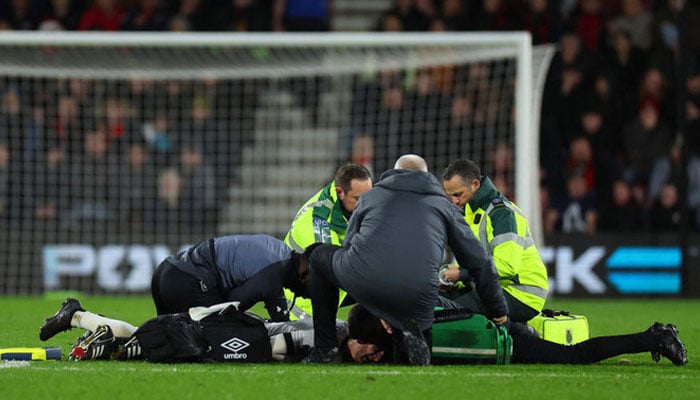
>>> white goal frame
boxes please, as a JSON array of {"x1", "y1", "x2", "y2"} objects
[{"x1": 0, "y1": 31, "x2": 544, "y2": 244}]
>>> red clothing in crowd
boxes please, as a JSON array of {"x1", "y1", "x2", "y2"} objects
[{"x1": 79, "y1": 6, "x2": 124, "y2": 31}]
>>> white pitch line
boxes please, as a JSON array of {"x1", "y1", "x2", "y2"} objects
[{"x1": 15, "y1": 363, "x2": 697, "y2": 380}]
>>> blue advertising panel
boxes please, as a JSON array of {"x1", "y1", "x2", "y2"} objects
[{"x1": 543, "y1": 234, "x2": 699, "y2": 297}]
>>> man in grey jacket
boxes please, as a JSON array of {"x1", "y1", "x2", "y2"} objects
[{"x1": 303, "y1": 154, "x2": 509, "y2": 364}]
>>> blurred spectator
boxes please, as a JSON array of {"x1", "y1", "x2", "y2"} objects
[
  {"x1": 577, "y1": 99, "x2": 619, "y2": 192},
  {"x1": 621, "y1": 96, "x2": 673, "y2": 185},
  {"x1": 486, "y1": 141, "x2": 514, "y2": 199},
  {"x1": 146, "y1": 167, "x2": 182, "y2": 235},
  {"x1": 428, "y1": 17, "x2": 446, "y2": 32},
  {"x1": 170, "y1": 0, "x2": 218, "y2": 31},
  {"x1": 598, "y1": 178, "x2": 646, "y2": 231},
  {"x1": 607, "y1": 29, "x2": 648, "y2": 120},
  {"x1": 638, "y1": 67, "x2": 674, "y2": 127},
  {"x1": 471, "y1": 0, "x2": 513, "y2": 31},
  {"x1": 545, "y1": 170, "x2": 598, "y2": 234},
  {"x1": 542, "y1": 64, "x2": 586, "y2": 171},
  {"x1": 381, "y1": 0, "x2": 430, "y2": 31},
  {"x1": 651, "y1": 0, "x2": 683, "y2": 65},
  {"x1": 31, "y1": 144, "x2": 70, "y2": 226},
  {"x1": 177, "y1": 142, "x2": 216, "y2": 235},
  {"x1": 350, "y1": 132, "x2": 374, "y2": 176},
  {"x1": 439, "y1": 0, "x2": 470, "y2": 31},
  {"x1": 0, "y1": 86, "x2": 31, "y2": 162},
  {"x1": 273, "y1": 0, "x2": 332, "y2": 31},
  {"x1": 127, "y1": 79, "x2": 158, "y2": 125},
  {"x1": 610, "y1": 0, "x2": 653, "y2": 51},
  {"x1": 39, "y1": 0, "x2": 85, "y2": 31},
  {"x1": 649, "y1": 183, "x2": 685, "y2": 231},
  {"x1": 651, "y1": 0, "x2": 700, "y2": 81},
  {"x1": 647, "y1": 140, "x2": 700, "y2": 223},
  {"x1": 566, "y1": 135, "x2": 596, "y2": 192},
  {"x1": 101, "y1": 96, "x2": 133, "y2": 143},
  {"x1": 78, "y1": 0, "x2": 124, "y2": 31},
  {"x1": 120, "y1": 0, "x2": 172, "y2": 31},
  {"x1": 142, "y1": 113, "x2": 174, "y2": 165},
  {"x1": 684, "y1": 96, "x2": 700, "y2": 156},
  {"x1": 178, "y1": 91, "x2": 238, "y2": 199},
  {"x1": 50, "y1": 95, "x2": 83, "y2": 154},
  {"x1": 522, "y1": 0, "x2": 562, "y2": 45},
  {"x1": 406, "y1": 68, "x2": 445, "y2": 172},
  {"x1": 572, "y1": 0, "x2": 607, "y2": 52},
  {"x1": 226, "y1": 0, "x2": 273, "y2": 31},
  {"x1": 377, "y1": 12, "x2": 403, "y2": 31},
  {"x1": 168, "y1": 13, "x2": 190, "y2": 31},
  {"x1": 414, "y1": 0, "x2": 436, "y2": 22},
  {"x1": 445, "y1": 93, "x2": 474, "y2": 158},
  {"x1": 0, "y1": 0, "x2": 42, "y2": 30},
  {"x1": 367, "y1": 82, "x2": 406, "y2": 175},
  {"x1": 64, "y1": 128, "x2": 118, "y2": 231},
  {"x1": 118, "y1": 137, "x2": 157, "y2": 229}
]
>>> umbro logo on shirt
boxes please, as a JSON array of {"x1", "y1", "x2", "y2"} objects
[{"x1": 221, "y1": 337, "x2": 250, "y2": 359}]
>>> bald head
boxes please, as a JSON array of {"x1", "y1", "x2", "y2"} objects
[{"x1": 394, "y1": 154, "x2": 428, "y2": 172}]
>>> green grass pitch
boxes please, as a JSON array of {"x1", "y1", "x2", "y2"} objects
[{"x1": 0, "y1": 295, "x2": 698, "y2": 400}]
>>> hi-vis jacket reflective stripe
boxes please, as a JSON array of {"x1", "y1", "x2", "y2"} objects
[
  {"x1": 464, "y1": 177, "x2": 549, "y2": 312},
  {"x1": 283, "y1": 180, "x2": 348, "y2": 319}
]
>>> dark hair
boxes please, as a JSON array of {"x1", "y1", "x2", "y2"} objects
[
  {"x1": 442, "y1": 159, "x2": 481, "y2": 183},
  {"x1": 284, "y1": 251, "x2": 309, "y2": 299},
  {"x1": 347, "y1": 305, "x2": 393, "y2": 362},
  {"x1": 334, "y1": 163, "x2": 372, "y2": 193}
]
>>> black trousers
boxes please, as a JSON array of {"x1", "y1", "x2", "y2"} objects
[
  {"x1": 450, "y1": 289, "x2": 539, "y2": 322},
  {"x1": 151, "y1": 260, "x2": 224, "y2": 315},
  {"x1": 307, "y1": 244, "x2": 343, "y2": 351},
  {"x1": 508, "y1": 322, "x2": 657, "y2": 364}
]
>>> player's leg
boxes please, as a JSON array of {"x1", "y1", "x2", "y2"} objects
[
  {"x1": 151, "y1": 259, "x2": 222, "y2": 315},
  {"x1": 303, "y1": 244, "x2": 343, "y2": 363},
  {"x1": 510, "y1": 322, "x2": 688, "y2": 365},
  {"x1": 40, "y1": 298, "x2": 138, "y2": 341}
]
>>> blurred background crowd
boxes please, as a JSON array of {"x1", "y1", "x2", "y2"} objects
[{"x1": 1, "y1": 0, "x2": 700, "y2": 238}]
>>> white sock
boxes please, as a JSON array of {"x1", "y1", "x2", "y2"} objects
[
  {"x1": 71, "y1": 311, "x2": 137, "y2": 338},
  {"x1": 270, "y1": 334, "x2": 288, "y2": 361}
]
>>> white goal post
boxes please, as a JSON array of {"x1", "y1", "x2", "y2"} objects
[{"x1": 0, "y1": 32, "x2": 553, "y2": 294}]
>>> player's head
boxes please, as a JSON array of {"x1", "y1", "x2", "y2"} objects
[
  {"x1": 334, "y1": 163, "x2": 372, "y2": 214},
  {"x1": 394, "y1": 154, "x2": 428, "y2": 172},
  {"x1": 346, "y1": 305, "x2": 394, "y2": 364},
  {"x1": 442, "y1": 159, "x2": 482, "y2": 209}
]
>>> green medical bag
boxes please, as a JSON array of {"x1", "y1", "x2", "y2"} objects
[{"x1": 431, "y1": 309, "x2": 512, "y2": 364}]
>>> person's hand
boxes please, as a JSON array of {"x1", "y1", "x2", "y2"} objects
[
  {"x1": 347, "y1": 339, "x2": 385, "y2": 363},
  {"x1": 491, "y1": 315, "x2": 508, "y2": 325},
  {"x1": 441, "y1": 266, "x2": 460, "y2": 283}
]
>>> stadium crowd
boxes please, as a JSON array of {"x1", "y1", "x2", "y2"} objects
[{"x1": 1, "y1": 0, "x2": 700, "y2": 236}]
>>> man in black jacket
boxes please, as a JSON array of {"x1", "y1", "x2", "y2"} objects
[
  {"x1": 304, "y1": 154, "x2": 508, "y2": 364},
  {"x1": 150, "y1": 234, "x2": 309, "y2": 322}
]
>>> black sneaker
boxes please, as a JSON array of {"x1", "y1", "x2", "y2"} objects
[
  {"x1": 401, "y1": 322, "x2": 431, "y2": 366},
  {"x1": 654, "y1": 324, "x2": 688, "y2": 366},
  {"x1": 301, "y1": 347, "x2": 343, "y2": 364},
  {"x1": 39, "y1": 298, "x2": 84, "y2": 341},
  {"x1": 69, "y1": 325, "x2": 116, "y2": 361},
  {"x1": 645, "y1": 322, "x2": 666, "y2": 362}
]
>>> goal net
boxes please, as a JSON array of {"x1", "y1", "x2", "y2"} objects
[{"x1": 0, "y1": 32, "x2": 553, "y2": 294}]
